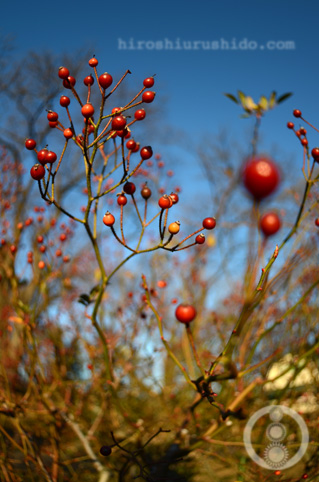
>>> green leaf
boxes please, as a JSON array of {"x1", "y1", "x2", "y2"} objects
[
  {"x1": 240, "y1": 113, "x2": 252, "y2": 118},
  {"x1": 277, "y1": 92, "x2": 293, "y2": 104},
  {"x1": 259, "y1": 96, "x2": 268, "y2": 110},
  {"x1": 224, "y1": 93, "x2": 239, "y2": 104},
  {"x1": 269, "y1": 91, "x2": 277, "y2": 108}
]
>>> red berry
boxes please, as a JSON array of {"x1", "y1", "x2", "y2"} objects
[
  {"x1": 89, "y1": 57, "x2": 98, "y2": 67},
  {"x1": 116, "y1": 128, "x2": 129, "y2": 138},
  {"x1": 81, "y1": 103, "x2": 95, "y2": 118},
  {"x1": 141, "y1": 184, "x2": 152, "y2": 199},
  {"x1": 76, "y1": 135, "x2": 84, "y2": 146},
  {"x1": 242, "y1": 157, "x2": 280, "y2": 200},
  {"x1": 84, "y1": 75, "x2": 94, "y2": 86},
  {"x1": 196, "y1": 233, "x2": 205, "y2": 244},
  {"x1": 30, "y1": 164, "x2": 45, "y2": 180},
  {"x1": 301, "y1": 138, "x2": 308, "y2": 146},
  {"x1": 286, "y1": 122, "x2": 294, "y2": 129},
  {"x1": 37, "y1": 235, "x2": 44, "y2": 243},
  {"x1": 112, "y1": 115, "x2": 126, "y2": 130},
  {"x1": 58, "y1": 66, "x2": 70, "y2": 79},
  {"x1": 135, "y1": 109, "x2": 146, "y2": 121},
  {"x1": 311, "y1": 147, "x2": 319, "y2": 161},
  {"x1": 140, "y1": 146, "x2": 153, "y2": 160},
  {"x1": 99, "y1": 73, "x2": 113, "y2": 89},
  {"x1": 123, "y1": 182, "x2": 136, "y2": 195},
  {"x1": 38, "y1": 260, "x2": 45, "y2": 269},
  {"x1": 158, "y1": 195, "x2": 173, "y2": 209},
  {"x1": 131, "y1": 142, "x2": 140, "y2": 153},
  {"x1": 170, "y1": 192, "x2": 179, "y2": 204},
  {"x1": 37, "y1": 149, "x2": 48, "y2": 165},
  {"x1": 64, "y1": 128, "x2": 74, "y2": 139},
  {"x1": 142, "y1": 91, "x2": 156, "y2": 103},
  {"x1": 126, "y1": 139, "x2": 136, "y2": 151},
  {"x1": 103, "y1": 212, "x2": 115, "y2": 226},
  {"x1": 25, "y1": 138, "x2": 36, "y2": 150},
  {"x1": 49, "y1": 121, "x2": 58, "y2": 128},
  {"x1": 143, "y1": 77, "x2": 154, "y2": 88},
  {"x1": 259, "y1": 212, "x2": 281, "y2": 237},
  {"x1": 47, "y1": 111, "x2": 58, "y2": 122},
  {"x1": 315, "y1": 218, "x2": 319, "y2": 227},
  {"x1": 157, "y1": 280, "x2": 167, "y2": 288},
  {"x1": 175, "y1": 304, "x2": 197, "y2": 324},
  {"x1": 299, "y1": 127, "x2": 307, "y2": 136},
  {"x1": 112, "y1": 107, "x2": 121, "y2": 115},
  {"x1": 100, "y1": 446, "x2": 112, "y2": 457},
  {"x1": 117, "y1": 194, "x2": 127, "y2": 206},
  {"x1": 293, "y1": 109, "x2": 302, "y2": 117},
  {"x1": 202, "y1": 217, "x2": 216, "y2": 230},
  {"x1": 46, "y1": 151, "x2": 57, "y2": 164},
  {"x1": 60, "y1": 96, "x2": 70, "y2": 107},
  {"x1": 56, "y1": 249, "x2": 62, "y2": 257},
  {"x1": 63, "y1": 76, "x2": 76, "y2": 89}
]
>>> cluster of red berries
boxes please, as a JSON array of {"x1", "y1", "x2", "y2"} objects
[
  {"x1": 288, "y1": 109, "x2": 319, "y2": 227},
  {"x1": 25, "y1": 57, "x2": 156, "y2": 183},
  {"x1": 288, "y1": 109, "x2": 319, "y2": 160}
]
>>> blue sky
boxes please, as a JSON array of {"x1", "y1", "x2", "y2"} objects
[{"x1": 3, "y1": 0, "x2": 319, "y2": 157}]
